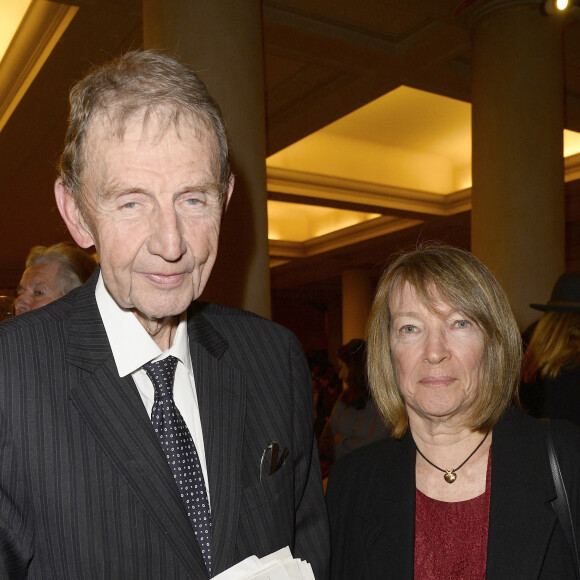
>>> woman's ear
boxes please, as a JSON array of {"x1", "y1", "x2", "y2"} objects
[{"x1": 54, "y1": 179, "x2": 95, "y2": 249}]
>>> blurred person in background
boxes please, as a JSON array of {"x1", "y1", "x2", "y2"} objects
[
  {"x1": 14, "y1": 241, "x2": 97, "y2": 315},
  {"x1": 313, "y1": 361, "x2": 342, "y2": 439},
  {"x1": 318, "y1": 339, "x2": 388, "y2": 482},
  {"x1": 521, "y1": 271, "x2": 580, "y2": 426}
]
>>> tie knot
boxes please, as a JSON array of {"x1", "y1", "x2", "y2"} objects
[{"x1": 143, "y1": 355, "x2": 179, "y2": 396}]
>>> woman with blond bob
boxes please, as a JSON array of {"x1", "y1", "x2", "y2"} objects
[
  {"x1": 521, "y1": 271, "x2": 580, "y2": 426},
  {"x1": 326, "y1": 243, "x2": 580, "y2": 579}
]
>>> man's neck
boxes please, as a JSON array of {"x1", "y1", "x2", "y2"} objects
[{"x1": 133, "y1": 311, "x2": 180, "y2": 350}]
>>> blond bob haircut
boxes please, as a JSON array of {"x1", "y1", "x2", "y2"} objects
[
  {"x1": 522, "y1": 311, "x2": 580, "y2": 382},
  {"x1": 367, "y1": 243, "x2": 522, "y2": 439},
  {"x1": 58, "y1": 49, "x2": 231, "y2": 213}
]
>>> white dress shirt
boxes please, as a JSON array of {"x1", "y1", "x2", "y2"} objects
[{"x1": 95, "y1": 273, "x2": 210, "y2": 506}]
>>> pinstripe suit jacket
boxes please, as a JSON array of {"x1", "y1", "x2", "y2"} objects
[{"x1": 0, "y1": 273, "x2": 330, "y2": 579}]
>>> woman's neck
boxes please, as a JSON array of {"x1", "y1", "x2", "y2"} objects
[{"x1": 410, "y1": 415, "x2": 492, "y2": 502}]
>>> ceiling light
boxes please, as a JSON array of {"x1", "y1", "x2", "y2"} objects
[{"x1": 543, "y1": 0, "x2": 579, "y2": 14}]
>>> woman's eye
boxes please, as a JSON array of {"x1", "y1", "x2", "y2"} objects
[
  {"x1": 400, "y1": 325, "x2": 416, "y2": 333},
  {"x1": 122, "y1": 201, "x2": 138, "y2": 209},
  {"x1": 33, "y1": 290, "x2": 44, "y2": 296},
  {"x1": 454, "y1": 320, "x2": 470, "y2": 328}
]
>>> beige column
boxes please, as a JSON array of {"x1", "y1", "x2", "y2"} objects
[
  {"x1": 470, "y1": 1, "x2": 565, "y2": 331},
  {"x1": 143, "y1": 0, "x2": 271, "y2": 317},
  {"x1": 341, "y1": 268, "x2": 374, "y2": 344}
]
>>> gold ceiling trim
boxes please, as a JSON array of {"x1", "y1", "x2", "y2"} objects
[
  {"x1": 269, "y1": 215, "x2": 424, "y2": 260},
  {"x1": 267, "y1": 166, "x2": 472, "y2": 217},
  {"x1": 0, "y1": 0, "x2": 78, "y2": 132}
]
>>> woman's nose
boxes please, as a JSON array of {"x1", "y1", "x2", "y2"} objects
[{"x1": 423, "y1": 330, "x2": 450, "y2": 364}]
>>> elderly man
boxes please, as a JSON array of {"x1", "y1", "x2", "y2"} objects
[
  {"x1": 0, "y1": 51, "x2": 329, "y2": 578},
  {"x1": 14, "y1": 241, "x2": 97, "y2": 315}
]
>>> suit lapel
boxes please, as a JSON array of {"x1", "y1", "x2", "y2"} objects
[
  {"x1": 187, "y1": 304, "x2": 246, "y2": 575},
  {"x1": 65, "y1": 276, "x2": 207, "y2": 578},
  {"x1": 487, "y1": 410, "x2": 557, "y2": 578}
]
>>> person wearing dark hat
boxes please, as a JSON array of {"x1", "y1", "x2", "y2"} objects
[{"x1": 520, "y1": 271, "x2": 580, "y2": 425}]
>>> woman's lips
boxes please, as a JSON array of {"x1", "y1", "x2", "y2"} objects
[{"x1": 419, "y1": 375, "x2": 456, "y2": 386}]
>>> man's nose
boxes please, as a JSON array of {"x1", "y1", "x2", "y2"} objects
[
  {"x1": 14, "y1": 295, "x2": 30, "y2": 315},
  {"x1": 147, "y1": 207, "x2": 187, "y2": 261}
]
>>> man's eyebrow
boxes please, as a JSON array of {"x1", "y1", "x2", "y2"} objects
[
  {"x1": 99, "y1": 184, "x2": 148, "y2": 201},
  {"x1": 30, "y1": 281, "x2": 50, "y2": 290},
  {"x1": 99, "y1": 179, "x2": 222, "y2": 200},
  {"x1": 178, "y1": 179, "x2": 222, "y2": 194}
]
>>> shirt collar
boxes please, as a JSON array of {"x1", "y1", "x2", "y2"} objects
[{"x1": 95, "y1": 272, "x2": 192, "y2": 377}]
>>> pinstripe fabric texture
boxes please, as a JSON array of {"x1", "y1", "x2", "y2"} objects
[{"x1": 0, "y1": 271, "x2": 330, "y2": 579}]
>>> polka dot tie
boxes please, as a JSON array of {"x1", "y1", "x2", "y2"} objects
[{"x1": 144, "y1": 356, "x2": 213, "y2": 576}]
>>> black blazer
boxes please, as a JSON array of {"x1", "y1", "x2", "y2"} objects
[
  {"x1": 326, "y1": 408, "x2": 580, "y2": 579},
  {"x1": 0, "y1": 272, "x2": 329, "y2": 579},
  {"x1": 520, "y1": 364, "x2": 580, "y2": 427}
]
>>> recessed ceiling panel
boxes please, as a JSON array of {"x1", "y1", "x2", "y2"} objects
[
  {"x1": 0, "y1": 0, "x2": 32, "y2": 62},
  {"x1": 268, "y1": 200, "x2": 381, "y2": 242}
]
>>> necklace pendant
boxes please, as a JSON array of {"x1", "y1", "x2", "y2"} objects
[{"x1": 444, "y1": 470, "x2": 457, "y2": 484}]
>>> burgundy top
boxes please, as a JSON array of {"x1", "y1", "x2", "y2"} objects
[{"x1": 414, "y1": 449, "x2": 492, "y2": 580}]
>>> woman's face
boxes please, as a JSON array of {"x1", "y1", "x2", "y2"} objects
[
  {"x1": 389, "y1": 282, "x2": 485, "y2": 429},
  {"x1": 338, "y1": 360, "x2": 349, "y2": 388}
]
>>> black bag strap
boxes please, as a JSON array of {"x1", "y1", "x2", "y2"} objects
[{"x1": 547, "y1": 421, "x2": 580, "y2": 577}]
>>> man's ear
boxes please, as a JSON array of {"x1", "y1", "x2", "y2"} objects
[
  {"x1": 223, "y1": 174, "x2": 235, "y2": 213},
  {"x1": 54, "y1": 179, "x2": 95, "y2": 249}
]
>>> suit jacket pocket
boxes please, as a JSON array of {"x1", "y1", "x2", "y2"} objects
[{"x1": 237, "y1": 454, "x2": 295, "y2": 556}]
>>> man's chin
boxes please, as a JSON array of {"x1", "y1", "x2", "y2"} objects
[{"x1": 132, "y1": 298, "x2": 194, "y2": 322}]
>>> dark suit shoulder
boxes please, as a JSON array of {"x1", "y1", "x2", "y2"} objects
[
  {"x1": 190, "y1": 301, "x2": 301, "y2": 357},
  {"x1": 328, "y1": 435, "x2": 405, "y2": 496},
  {"x1": 549, "y1": 416, "x2": 580, "y2": 446},
  {"x1": 192, "y1": 301, "x2": 291, "y2": 332},
  {"x1": 0, "y1": 288, "x2": 77, "y2": 338},
  {"x1": 192, "y1": 301, "x2": 263, "y2": 319},
  {"x1": 495, "y1": 407, "x2": 580, "y2": 501},
  {"x1": 333, "y1": 435, "x2": 396, "y2": 470},
  {"x1": 548, "y1": 417, "x2": 580, "y2": 485},
  {"x1": 499, "y1": 406, "x2": 580, "y2": 449},
  {"x1": 495, "y1": 406, "x2": 550, "y2": 440}
]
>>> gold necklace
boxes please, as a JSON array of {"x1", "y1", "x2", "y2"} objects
[{"x1": 414, "y1": 431, "x2": 489, "y2": 484}]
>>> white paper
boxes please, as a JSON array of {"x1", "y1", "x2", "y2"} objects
[{"x1": 212, "y1": 546, "x2": 315, "y2": 580}]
